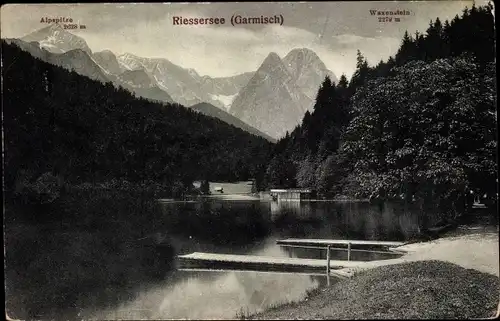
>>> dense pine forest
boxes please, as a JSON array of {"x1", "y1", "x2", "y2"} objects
[
  {"x1": 2, "y1": 3, "x2": 496, "y2": 227},
  {"x1": 264, "y1": 4, "x2": 497, "y2": 221},
  {"x1": 3, "y1": 34, "x2": 275, "y2": 316},
  {"x1": 2, "y1": 42, "x2": 272, "y2": 207}
]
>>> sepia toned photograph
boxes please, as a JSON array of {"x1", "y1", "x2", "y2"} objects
[{"x1": 1, "y1": 1, "x2": 498, "y2": 319}]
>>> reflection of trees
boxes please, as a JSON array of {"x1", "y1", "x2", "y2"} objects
[
  {"x1": 337, "y1": 201, "x2": 423, "y2": 241},
  {"x1": 272, "y1": 208, "x2": 324, "y2": 238},
  {"x1": 172, "y1": 200, "x2": 425, "y2": 249},
  {"x1": 269, "y1": 200, "x2": 424, "y2": 241},
  {"x1": 270, "y1": 201, "x2": 320, "y2": 222},
  {"x1": 270, "y1": 200, "x2": 302, "y2": 220},
  {"x1": 165, "y1": 201, "x2": 272, "y2": 246}
]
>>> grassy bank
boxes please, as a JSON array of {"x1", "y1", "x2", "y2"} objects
[{"x1": 249, "y1": 260, "x2": 499, "y2": 319}]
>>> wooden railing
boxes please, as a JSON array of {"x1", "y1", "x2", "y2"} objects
[{"x1": 277, "y1": 238, "x2": 405, "y2": 286}]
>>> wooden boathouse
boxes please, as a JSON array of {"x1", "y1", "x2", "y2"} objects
[{"x1": 270, "y1": 188, "x2": 315, "y2": 201}]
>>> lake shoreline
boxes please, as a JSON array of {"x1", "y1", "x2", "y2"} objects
[
  {"x1": 247, "y1": 229, "x2": 500, "y2": 319},
  {"x1": 5, "y1": 191, "x2": 496, "y2": 320},
  {"x1": 165, "y1": 193, "x2": 371, "y2": 202}
]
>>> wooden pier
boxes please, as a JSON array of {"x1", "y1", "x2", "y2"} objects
[
  {"x1": 177, "y1": 268, "x2": 330, "y2": 277},
  {"x1": 277, "y1": 238, "x2": 406, "y2": 262},
  {"x1": 176, "y1": 239, "x2": 406, "y2": 285},
  {"x1": 276, "y1": 239, "x2": 405, "y2": 248},
  {"x1": 176, "y1": 252, "x2": 356, "y2": 278}
]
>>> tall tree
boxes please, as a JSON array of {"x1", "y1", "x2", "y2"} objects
[{"x1": 343, "y1": 56, "x2": 496, "y2": 222}]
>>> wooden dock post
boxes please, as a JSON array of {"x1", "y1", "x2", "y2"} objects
[
  {"x1": 326, "y1": 245, "x2": 331, "y2": 286},
  {"x1": 347, "y1": 242, "x2": 351, "y2": 261}
]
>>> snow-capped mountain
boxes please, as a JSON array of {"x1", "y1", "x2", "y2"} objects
[
  {"x1": 116, "y1": 52, "x2": 206, "y2": 106},
  {"x1": 199, "y1": 72, "x2": 254, "y2": 110},
  {"x1": 21, "y1": 24, "x2": 92, "y2": 55},
  {"x1": 5, "y1": 37, "x2": 174, "y2": 104},
  {"x1": 9, "y1": 26, "x2": 338, "y2": 139},
  {"x1": 229, "y1": 52, "x2": 314, "y2": 139},
  {"x1": 208, "y1": 94, "x2": 238, "y2": 110},
  {"x1": 115, "y1": 53, "x2": 251, "y2": 109},
  {"x1": 15, "y1": 26, "x2": 253, "y2": 110},
  {"x1": 14, "y1": 26, "x2": 174, "y2": 105},
  {"x1": 229, "y1": 49, "x2": 337, "y2": 140}
]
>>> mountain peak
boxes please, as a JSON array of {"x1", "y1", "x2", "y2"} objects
[
  {"x1": 283, "y1": 47, "x2": 338, "y2": 91},
  {"x1": 97, "y1": 49, "x2": 115, "y2": 55},
  {"x1": 230, "y1": 48, "x2": 338, "y2": 139},
  {"x1": 187, "y1": 68, "x2": 200, "y2": 77},
  {"x1": 21, "y1": 24, "x2": 92, "y2": 54},
  {"x1": 116, "y1": 52, "x2": 146, "y2": 71},
  {"x1": 285, "y1": 48, "x2": 320, "y2": 60},
  {"x1": 92, "y1": 50, "x2": 124, "y2": 75},
  {"x1": 267, "y1": 51, "x2": 281, "y2": 59},
  {"x1": 118, "y1": 52, "x2": 140, "y2": 59},
  {"x1": 40, "y1": 23, "x2": 64, "y2": 33},
  {"x1": 260, "y1": 52, "x2": 282, "y2": 67}
]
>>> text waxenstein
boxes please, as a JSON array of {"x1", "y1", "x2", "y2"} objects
[{"x1": 369, "y1": 9, "x2": 411, "y2": 16}]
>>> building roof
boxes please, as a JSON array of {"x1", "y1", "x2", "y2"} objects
[{"x1": 270, "y1": 188, "x2": 313, "y2": 193}]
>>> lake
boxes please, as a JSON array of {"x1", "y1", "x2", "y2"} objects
[{"x1": 4, "y1": 198, "x2": 444, "y2": 320}]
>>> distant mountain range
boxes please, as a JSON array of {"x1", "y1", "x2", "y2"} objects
[
  {"x1": 5, "y1": 24, "x2": 338, "y2": 140},
  {"x1": 115, "y1": 52, "x2": 254, "y2": 109}
]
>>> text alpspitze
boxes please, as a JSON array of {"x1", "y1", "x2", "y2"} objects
[{"x1": 40, "y1": 17, "x2": 74, "y2": 24}]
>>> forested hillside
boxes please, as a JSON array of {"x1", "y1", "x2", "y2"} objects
[
  {"x1": 264, "y1": 4, "x2": 496, "y2": 220},
  {"x1": 2, "y1": 42, "x2": 272, "y2": 199}
]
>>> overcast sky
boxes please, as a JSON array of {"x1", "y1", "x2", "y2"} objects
[{"x1": 1, "y1": 1, "x2": 488, "y2": 78}]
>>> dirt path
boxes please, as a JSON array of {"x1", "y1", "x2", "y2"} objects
[
  {"x1": 398, "y1": 232, "x2": 499, "y2": 276},
  {"x1": 342, "y1": 232, "x2": 499, "y2": 277},
  {"x1": 250, "y1": 232, "x2": 500, "y2": 320}
]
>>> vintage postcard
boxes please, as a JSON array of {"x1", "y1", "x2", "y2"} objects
[{"x1": 2, "y1": 1, "x2": 498, "y2": 320}]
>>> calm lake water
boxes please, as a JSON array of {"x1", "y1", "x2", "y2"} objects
[{"x1": 5, "y1": 198, "x2": 450, "y2": 320}]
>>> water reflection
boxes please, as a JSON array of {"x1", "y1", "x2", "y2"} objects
[
  {"x1": 6, "y1": 198, "x2": 446, "y2": 320},
  {"x1": 91, "y1": 270, "x2": 323, "y2": 320},
  {"x1": 88, "y1": 240, "x2": 326, "y2": 319},
  {"x1": 268, "y1": 200, "x2": 425, "y2": 241},
  {"x1": 85, "y1": 221, "x2": 398, "y2": 320}
]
